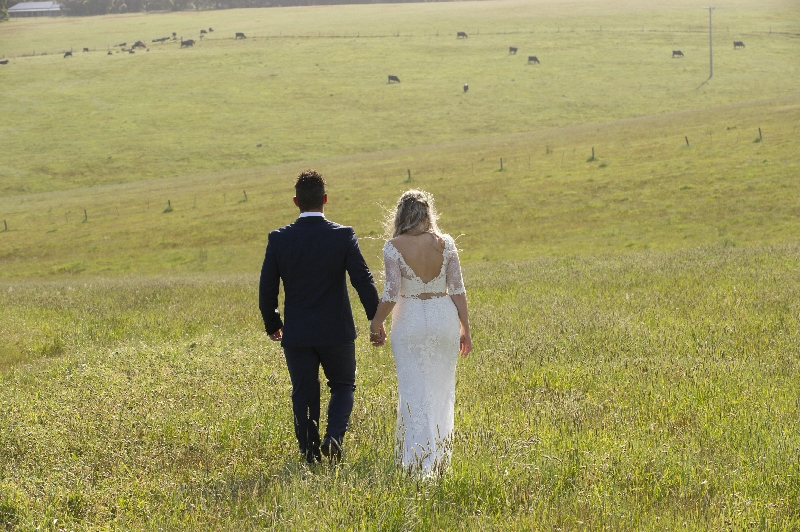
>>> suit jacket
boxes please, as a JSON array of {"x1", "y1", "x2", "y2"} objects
[{"x1": 259, "y1": 216, "x2": 380, "y2": 347}]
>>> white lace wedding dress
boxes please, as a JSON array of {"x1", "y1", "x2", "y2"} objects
[{"x1": 381, "y1": 234, "x2": 466, "y2": 474}]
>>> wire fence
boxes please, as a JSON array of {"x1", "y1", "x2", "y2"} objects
[
  {"x1": 2, "y1": 118, "x2": 794, "y2": 234},
  {"x1": 2, "y1": 24, "x2": 798, "y2": 58}
]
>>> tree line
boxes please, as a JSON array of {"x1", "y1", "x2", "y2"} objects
[{"x1": 3, "y1": 0, "x2": 453, "y2": 18}]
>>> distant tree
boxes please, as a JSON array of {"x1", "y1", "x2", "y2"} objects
[
  {"x1": 0, "y1": 0, "x2": 9, "y2": 22},
  {"x1": 62, "y1": 0, "x2": 114, "y2": 15}
]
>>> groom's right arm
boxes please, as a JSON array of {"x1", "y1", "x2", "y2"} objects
[{"x1": 259, "y1": 233, "x2": 284, "y2": 336}]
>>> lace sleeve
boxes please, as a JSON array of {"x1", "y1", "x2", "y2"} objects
[
  {"x1": 381, "y1": 242, "x2": 402, "y2": 302},
  {"x1": 444, "y1": 236, "x2": 466, "y2": 296}
]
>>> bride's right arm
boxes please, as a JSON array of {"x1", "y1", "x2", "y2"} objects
[{"x1": 445, "y1": 237, "x2": 472, "y2": 357}]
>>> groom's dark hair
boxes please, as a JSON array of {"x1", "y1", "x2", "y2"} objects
[{"x1": 295, "y1": 169, "x2": 326, "y2": 211}]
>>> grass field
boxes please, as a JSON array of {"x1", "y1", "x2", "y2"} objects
[
  {"x1": 2, "y1": 0, "x2": 800, "y2": 529},
  {"x1": 2, "y1": 246, "x2": 799, "y2": 529}
]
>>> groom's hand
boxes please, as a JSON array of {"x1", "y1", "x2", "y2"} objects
[{"x1": 268, "y1": 329, "x2": 283, "y2": 341}]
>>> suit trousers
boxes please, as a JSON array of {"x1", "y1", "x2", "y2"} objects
[{"x1": 283, "y1": 343, "x2": 356, "y2": 454}]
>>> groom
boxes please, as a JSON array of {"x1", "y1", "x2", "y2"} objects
[{"x1": 259, "y1": 169, "x2": 385, "y2": 464}]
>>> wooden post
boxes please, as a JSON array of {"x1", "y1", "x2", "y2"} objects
[
  {"x1": 168, "y1": 200, "x2": 171, "y2": 208},
  {"x1": 500, "y1": 158, "x2": 503, "y2": 170},
  {"x1": 243, "y1": 190, "x2": 248, "y2": 201},
  {"x1": 407, "y1": 169, "x2": 411, "y2": 181},
  {"x1": 758, "y1": 127, "x2": 762, "y2": 139},
  {"x1": 83, "y1": 209, "x2": 88, "y2": 222},
  {"x1": 3, "y1": 220, "x2": 7, "y2": 232},
  {"x1": 685, "y1": 136, "x2": 690, "y2": 146}
]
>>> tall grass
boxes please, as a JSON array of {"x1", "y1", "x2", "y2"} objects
[{"x1": 1, "y1": 243, "x2": 799, "y2": 529}]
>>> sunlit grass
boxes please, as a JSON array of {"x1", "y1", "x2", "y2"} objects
[{"x1": 1, "y1": 243, "x2": 799, "y2": 529}]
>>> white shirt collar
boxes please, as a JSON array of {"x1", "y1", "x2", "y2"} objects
[{"x1": 298, "y1": 211, "x2": 325, "y2": 218}]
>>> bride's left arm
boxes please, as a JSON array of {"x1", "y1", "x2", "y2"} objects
[{"x1": 370, "y1": 242, "x2": 400, "y2": 346}]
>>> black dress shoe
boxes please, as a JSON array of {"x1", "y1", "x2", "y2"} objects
[
  {"x1": 305, "y1": 440, "x2": 322, "y2": 464},
  {"x1": 321, "y1": 436, "x2": 342, "y2": 463}
]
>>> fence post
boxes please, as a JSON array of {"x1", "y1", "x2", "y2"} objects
[
  {"x1": 407, "y1": 169, "x2": 411, "y2": 181},
  {"x1": 83, "y1": 209, "x2": 88, "y2": 222},
  {"x1": 500, "y1": 158, "x2": 503, "y2": 171},
  {"x1": 758, "y1": 127, "x2": 762, "y2": 139},
  {"x1": 243, "y1": 190, "x2": 248, "y2": 201},
  {"x1": 3, "y1": 220, "x2": 7, "y2": 232},
  {"x1": 685, "y1": 136, "x2": 690, "y2": 146}
]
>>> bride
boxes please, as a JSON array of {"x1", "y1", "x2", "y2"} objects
[{"x1": 369, "y1": 190, "x2": 472, "y2": 474}]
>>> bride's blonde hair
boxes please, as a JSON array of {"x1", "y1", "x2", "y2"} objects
[{"x1": 387, "y1": 189, "x2": 442, "y2": 238}]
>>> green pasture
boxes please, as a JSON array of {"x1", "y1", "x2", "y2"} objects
[
  {"x1": 1, "y1": 0, "x2": 800, "y2": 529},
  {"x1": 1, "y1": 0, "x2": 798, "y2": 195}
]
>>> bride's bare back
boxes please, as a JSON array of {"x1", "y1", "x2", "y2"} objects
[{"x1": 388, "y1": 232, "x2": 445, "y2": 284}]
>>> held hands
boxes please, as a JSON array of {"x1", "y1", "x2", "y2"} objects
[
  {"x1": 268, "y1": 329, "x2": 283, "y2": 342},
  {"x1": 369, "y1": 322, "x2": 387, "y2": 347}
]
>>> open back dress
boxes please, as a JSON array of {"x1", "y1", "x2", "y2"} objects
[{"x1": 381, "y1": 233, "x2": 466, "y2": 474}]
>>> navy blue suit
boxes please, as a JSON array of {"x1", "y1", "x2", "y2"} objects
[{"x1": 259, "y1": 215, "x2": 379, "y2": 457}]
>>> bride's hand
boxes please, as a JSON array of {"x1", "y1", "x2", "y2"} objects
[
  {"x1": 459, "y1": 329, "x2": 472, "y2": 357},
  {"x1": 369, "y1": 322, "x2": 386, "y2": 347}
]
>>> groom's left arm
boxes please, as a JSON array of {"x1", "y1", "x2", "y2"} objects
[{"x1": 344, "y1": 229, "x2": 380, "y2": 320}]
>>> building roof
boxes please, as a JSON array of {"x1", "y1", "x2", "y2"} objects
[{"x1": 8, "y1": 1, "x2": 62, "y2": 12}]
